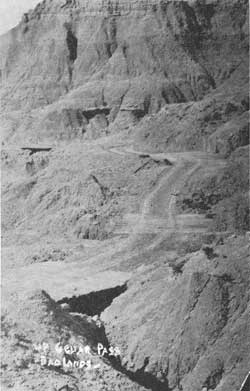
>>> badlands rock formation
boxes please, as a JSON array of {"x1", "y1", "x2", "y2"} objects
[{"x1": 1, "y1": 1, "x2": 249, "y2": 391}]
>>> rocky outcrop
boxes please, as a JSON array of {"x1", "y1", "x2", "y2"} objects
[
  {"x1": 1, "y1": 289, "x2": 147, "y2": 391},
  {"x1": 102, "y1": 236, "x2": 250, "y2": 391},
  {"x1": 1, "y1": 1, "x2": 249, "y2": 391},
  {"x1": 0, "y1": 0, "x2": 248, "y2": 145}
]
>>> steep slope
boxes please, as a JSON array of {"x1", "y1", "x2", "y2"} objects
[
  {"x1": 1, "y1": 1, "x2": 249, "y2": 391},
  {"x1": 0, "y1": 0, "x2": 248, "y2": 146},
  {"x1": 102, "y1": 236, "x2": 250, "y2": 391}
]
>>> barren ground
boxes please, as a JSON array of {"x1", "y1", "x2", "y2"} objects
[{"x1": 1, "y1": 1, "x2": 249, "y2": 390}]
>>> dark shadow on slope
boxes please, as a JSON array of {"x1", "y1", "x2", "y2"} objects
[
  {"x1": 57, "y1": 284, "x2": 127, "y2": 316},
  {"x1": 66, "y1": 30, "x2": 78, "y2": 62},
  {"x1": 82, "y1": 107, "x2": 111, "y2": 121},
  {"x1": 107, "y1": 346, "x2": 170, "y2": 391},
  {"x1": 57, "y1": 283, "x2": 170, "y2": 390}
]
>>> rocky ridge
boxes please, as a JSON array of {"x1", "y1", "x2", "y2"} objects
[{"x1": 1, "y1": 1, "x2": 249, "y2": 391}]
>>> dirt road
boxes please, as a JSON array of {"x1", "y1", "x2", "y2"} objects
[
  {"x1": 2, "y1": 143, "x2": 227, "y2": 308},
  {"x1": 107, "y1": 146, "x2": 227, "y2": 241}
]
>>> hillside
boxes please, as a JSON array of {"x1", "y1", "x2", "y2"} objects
[{"x1": 1, "y1": 1, "x2": 249, "y2": 391}]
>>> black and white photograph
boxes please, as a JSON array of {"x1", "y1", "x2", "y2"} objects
[{"x1": 0, "y1": 1, "x2": 249, "y2": 390}]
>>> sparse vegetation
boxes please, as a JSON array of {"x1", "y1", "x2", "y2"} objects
[{"x1": 1, "y1": 0, "x2": 249, "y2": 390}]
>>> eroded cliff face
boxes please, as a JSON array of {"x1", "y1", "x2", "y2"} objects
[
  {"x1": 0, "y1": 0, "x2": 248, "y2": 145},
  {"x1": 1, "y1": 2, "x2": 249, "y2": 391}
]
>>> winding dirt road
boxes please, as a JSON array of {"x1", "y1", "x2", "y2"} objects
[
  {"x1": 106, "y1": 146, "x2": 227, "y2": 243},
  {"x1": 2, "y1": 143, "x2": 228, "y2": 307}
]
